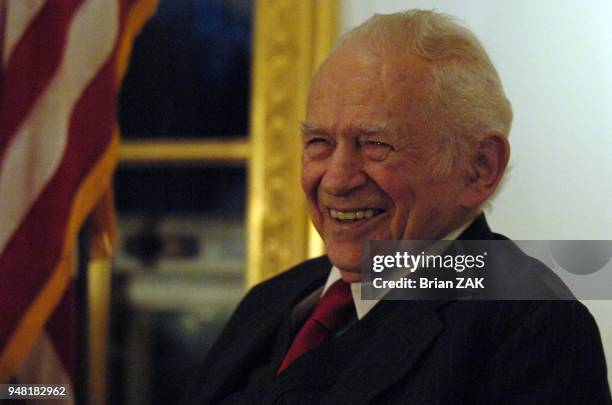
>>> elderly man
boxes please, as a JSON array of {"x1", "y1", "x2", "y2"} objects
[{"x1": 196, "y1": 10, "x2": 610, "y2": 404}]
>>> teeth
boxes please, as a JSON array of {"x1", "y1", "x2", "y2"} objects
[{"x1": 330, "y1": 209, "x2": 381, "y2": 221}]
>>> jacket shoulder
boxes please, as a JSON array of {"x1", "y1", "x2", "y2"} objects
[{"x1": 239, "y1": 256, "x2": 332, "y2": 307}]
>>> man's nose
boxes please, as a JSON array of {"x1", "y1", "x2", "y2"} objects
[{"x1": 320, "y1": 147, "x2": 368, "y2": 196}]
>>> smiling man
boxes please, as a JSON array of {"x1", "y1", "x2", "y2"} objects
[
  {"x1": 300, "y1": 25, "x2": 509, "y2": 281},
  {"x1": 195, "y1": 10, "x2": 610, "y2": 404}
]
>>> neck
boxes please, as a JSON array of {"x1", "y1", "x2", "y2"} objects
[{"x1": 338, "y1": 270, "x2": 361, "y2": 283}]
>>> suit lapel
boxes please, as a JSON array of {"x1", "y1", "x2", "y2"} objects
[
  {"x1": 323, "y1": 300, "x2": 447, "y2": 405},
  {"x1": 201, "y1": 301, "x2": 286, "y2": 401},
  {"x1": 272, "y1": 299, "x2": 447, "y2": 404},
  {"x1": 201, "y1": 258, "x2": 330, "y2": 402}
]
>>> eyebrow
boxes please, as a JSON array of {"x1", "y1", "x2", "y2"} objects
[
  {"x1": 299, "y1": 122, "x2": 387, "y2": 136},
  {"x1": 300, "y1": 122, "x2": 327, "y2": 136},
  {"x1": 355, "y1": 124, "x2": 387, "y2": 135}
]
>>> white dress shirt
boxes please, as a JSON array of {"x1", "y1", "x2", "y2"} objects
[{"x1": 321, "y1": 220, "x2": 474, "y2": 320}]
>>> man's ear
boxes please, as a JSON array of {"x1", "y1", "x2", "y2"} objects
[{"x1": 458, "y1": 132, "x2": 510, "y2": 209}]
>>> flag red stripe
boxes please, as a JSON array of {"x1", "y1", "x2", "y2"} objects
[
  {"x1": 43, "y1": 0, "x2": 135, "y2": 379},
  {"x1": 0, "y1": 49, "x2": 117, "y2": 351},
  {"x1": 42, "y1": 0, "x2": 147, "y2": 384},
  {"x1": 0, "y1": 0, "x2": 83, "y2": 167}
]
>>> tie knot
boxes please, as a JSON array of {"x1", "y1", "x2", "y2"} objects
[{"x1": 311, "y1": 280, "x2": 354, "y2": 331}]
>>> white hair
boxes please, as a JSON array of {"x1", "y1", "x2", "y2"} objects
[{"x1": 340, "y1": 10, "x2": 513, "y2": 175}]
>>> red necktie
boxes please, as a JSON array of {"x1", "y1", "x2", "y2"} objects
[{"x1": 277, "y1": 279, "x2": 354, "y2": 374}]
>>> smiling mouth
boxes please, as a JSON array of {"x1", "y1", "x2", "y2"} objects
[{"x1": 329, "y1": 208, "x2": 385, "y2": 222}]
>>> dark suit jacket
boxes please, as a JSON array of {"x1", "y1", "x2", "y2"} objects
[{"x1": 194, "y1": 215, "x2": 611, "y2": 404}]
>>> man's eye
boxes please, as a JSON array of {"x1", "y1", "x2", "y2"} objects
[
  {"x1": 307, "y1": 138, "x2": 329, "y2": 145},
  {"x1": 304, "y1": 137, "x2": 333, "y2": 159},
  {"x1": 362, "y1": 140, "x2": 392, "y2": 161}
]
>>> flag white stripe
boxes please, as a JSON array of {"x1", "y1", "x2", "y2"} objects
[
  {"x1": 0, "y1": 0, "x2": 118, "y2": 256},
  {"x1": 16, "y1": 331, "x2": 74, "y2": 405},
  {"x1": 2, "y1": 0, "x2": 48, "y2": 67}
]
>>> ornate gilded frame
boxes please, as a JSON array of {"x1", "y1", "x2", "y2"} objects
[{"x1": 247, "y1": 0, "x2": 338, "y2": 286}]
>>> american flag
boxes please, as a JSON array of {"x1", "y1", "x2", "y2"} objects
[{"x1": 0, "y1": 0, "x2": 156, "y2": 397}]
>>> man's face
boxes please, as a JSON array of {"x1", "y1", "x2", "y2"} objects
[{"x1": 301, "y1": 41, "x2": 469, "y2": 277}]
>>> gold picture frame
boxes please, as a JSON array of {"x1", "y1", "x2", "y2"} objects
[{"x1": 247, "y1": 0, "x2": 337, "y2": 286}]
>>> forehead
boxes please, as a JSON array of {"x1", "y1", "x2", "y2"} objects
[{"x1": 307, "y1": 39, "x2": 433, "y2": 130}]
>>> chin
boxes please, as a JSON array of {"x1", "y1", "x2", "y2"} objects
[{"x1": 326, "y1": 246, "x2": 362, "y2": 273}]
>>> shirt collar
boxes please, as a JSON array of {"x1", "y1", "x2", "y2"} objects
[{"x1": 321, "y1": 218, "x2": 475, "y2": 320}]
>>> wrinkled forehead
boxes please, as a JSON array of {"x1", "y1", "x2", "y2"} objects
[{"x1": 307, "y1": 38, "x2": 434, "y2": 125}]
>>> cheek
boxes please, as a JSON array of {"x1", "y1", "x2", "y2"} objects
[
  {"x1": 301, "y1": 162, "x2": 327, "y2": 232},
  {"x1": 430, "y1": 178, "x2": 465, "y2": 205},
  {"x1": 372, "y1": 168, "x2": 415, "y2": 210},
  {"x1": 301, "y1": 160, "x2": 322, "y2": 200},
  {"x1": 388, "y1": 188, "x2": 415, "y2": 227}
]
